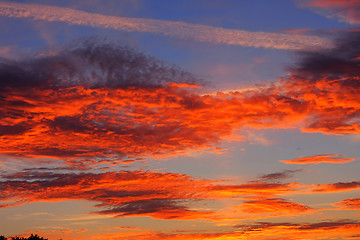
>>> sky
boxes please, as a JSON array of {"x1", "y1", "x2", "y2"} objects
[{"x1": 0, "y1": 0, "x2": 360, "y2": 239}]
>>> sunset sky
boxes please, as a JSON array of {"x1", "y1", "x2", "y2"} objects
[{"x1": 1, "y1": 1, "x2": 360, "y2": 239}]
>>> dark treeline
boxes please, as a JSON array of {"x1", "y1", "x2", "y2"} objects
[{"x1": 0, "y1": 234, "x2": 48, "y2": 240}]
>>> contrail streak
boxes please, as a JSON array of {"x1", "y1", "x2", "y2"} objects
[{"x1": 0, "y1": 1, "x2": 333, "y2": 50}]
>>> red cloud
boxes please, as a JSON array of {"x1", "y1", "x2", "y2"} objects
[
  {"x1": 1, "y1": 34, "x2": 360, "y2": 167},
  {"x1": 280, "y1": 154, "x2": 356, "y2": 164}
]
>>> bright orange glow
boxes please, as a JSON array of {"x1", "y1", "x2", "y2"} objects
[
  {"x1": 2, "y1": 75, "x2": 359, "y2": 166},
  {"x1": 280, "y1": 154, "x2": 356, "y2": 164}
]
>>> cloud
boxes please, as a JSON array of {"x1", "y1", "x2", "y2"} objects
[
  {"x1": 61, "y1": 219, "x2": 360, "y2": 240},
  {"x1": 282, "y1": 31, "x2": 360, "y2": 134},
  {"x1": 312, "y1": 181, "x2": 360, "y2": 192},
  {"x1": 1, "y1": 33, "x2": 360, "y2": 165},
  {"x1": 0, "y1": 170, "x2": 217, "y2": 220},
  {"x1": 96, "y1": 198, "x2": 215, "y2": 220},
  {"x1": 300, "y1": 0, "x2": 360, "y2": 24},
  {"x1": 259, "y1": 169, "x2": 301, "y2": 181},
  {"x1": 0, "y1": 39, "x2": 199, "y2": 91},
  {"x1": 235, "y1": 220, "x2": 360, "y2": 240},
  {"x1": 0, "y1": 46, "x2": 15, "y2": 59},
  {"x1": 238, "y1": 198, "x2": 313, "y2": 217},
  {"x1": 280, "y1": 154, "x2": 356, "y2": 164},
  {"x1": 208, "y1": 181, "x2": 302, "y2": 197},
  {"x1": 0, "y1": 169, "x2": 312, "y2": 221},
  {"x1": 1, "y1": 168, "x2": 358, "y2": 237},
  {"x1": 0, "y1": 1, "x2": 333, "y2": 50},
  {"x1": 0, "y1": 39, "x2": 313, "y2": 163},
  {"x1": 282, "y1": 28, "x2": 312, "y2": 35},
  {"x1": 335, "y1": 197, "x2": 360, "y2": 209},
  {"x1": 297, "y1": 220, "x2": 360, "y2": 230},
  {"x1": 0, "y1": 40, "x2": 210, "y2": 162}
]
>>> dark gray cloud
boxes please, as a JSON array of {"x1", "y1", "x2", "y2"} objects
[
  {"x1": 0, "y1": 38, "x2": 200, "y2": 92},
  {"x1": 260, "y1": 169, "x2": 301, "y2": 182}
]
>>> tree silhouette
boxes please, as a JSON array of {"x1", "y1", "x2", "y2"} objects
[{"x1": 0, "y1": 234, "x2": 48, "y2": 240}]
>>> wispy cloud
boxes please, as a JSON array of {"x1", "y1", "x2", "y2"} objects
[
  {"x1": 280, "y1": 154, "x2": 356, "y2": 164},
  {"x1": 300, "y1": 0, "x2": 360, "y2": 24},
  {"x1": 0, "y1": 1, "x2": 333, "y2": 50},
  {"x1": 0, "y1": 170, "x2": 215, "y2": 220}
]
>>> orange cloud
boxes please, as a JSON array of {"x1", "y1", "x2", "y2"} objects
[
  {"x1": 42, "y1": 219, "x2": 360, "y2": 240},
  {"x1": 0, "y1": 169, "x2": 313, "y2": 221},
  {"x1": 335, "y1": 197, "x2": 360, "y2": 209},
  {"x1": 1, "y1": 34, "x2": 360, "y2": 167},
  {"x1": 208, "y1": 181, "x2": 303, "y2": 198},
  {"x1": 280, "y1": 154, "x2": 356, "y2": 164},
  {"x1": 280, "y1": 32, "x2": 360, "y2": 134},
  {"x1": 235, "y1": 220, "x2": 360, "y2": 240},
  {"x1": 239, "y1": 198, "x2": 312, "y2": 216},
  {"x1": 312, "y1": 181, "x2": 360, "y2": 192},
  {"x1": 0, "y1": 52, "x2": 312, "y2": 166},
  {"x1": 0, "y1": 170, "x2": 216, "y2": 220}
]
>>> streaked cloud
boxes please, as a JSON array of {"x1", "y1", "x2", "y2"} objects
[
  {"x1": 312, "y1": 180, "x2": 360, "y2": 192},
  {"x1": 0, "y1": 1, "x2": 333, "y2": 50},
  {"x1": 45, "y1": 219, "x2": 360, "y2": 240},
  {"x1": 0, "y1": 170, "x2": 215, "y2": 220},
  {"x1": 280, "y1": 154, "x2": 356, "y2": 164},
  {"x1": 235, "y1": 220, "x2": 360, "y2": 240},
  {"x1": 0, "y1": 169, "x2": 311, "y2": 221},
  {"x1": 1, "y1": 167, "x2": 359, "y2": 237}
]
